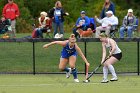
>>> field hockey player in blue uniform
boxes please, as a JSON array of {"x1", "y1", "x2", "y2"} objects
[{"x1": 43, "y1": 34, "x2": 90, "y2": 82}]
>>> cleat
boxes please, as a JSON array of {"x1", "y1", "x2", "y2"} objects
[
  {"x1": 110, "y1": 77, "x2": 118, "y2": 81},
  {"x1": 74, "y1": 79, "x2": 80, "y2": 83},
  {"x1": 101, "y1": 79, "x2": 109, "y2": 83},
  {"x1": 66, "y1": 68, "x2": 71, "y2": 78}
]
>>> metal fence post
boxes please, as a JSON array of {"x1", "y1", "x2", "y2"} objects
[
  {"x1": 137, "y1": 41, "x2": 140, "y2": 75},
  {"x1": 33, "y1": 41, "x2": 36, "y2": 75},
  {"x1": 84, "y1": 41, "x2": 87, "y2": 75}
]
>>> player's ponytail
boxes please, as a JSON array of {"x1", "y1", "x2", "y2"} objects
[
  {"x1": 69, "y1": 34, "x2": 76, "y2": 43},
  {"x1": 70, "y1": 34, "x2": 75, "y2": 38},
  {"x1": 99, "y1": 33, "x2": 108, "y2": 38}
]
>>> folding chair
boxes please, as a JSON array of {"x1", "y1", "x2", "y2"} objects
[
  {"x1": 100, "y1": 25, "x2": 118, "y2": 38},
  {"x1": 123, "y1": 18, "x2": 139, "y2": 37},
  {"x1": 89, "y1": 18, "x2": 96, "y2": 33},
  {"x1": 133, "y1": 18, "x2": 139, "y2": 36},
  {"x1": 110, "y1": 25, "x2": 118, "y2": 38},
  {"x1": 45, "y1": 29, "x2": 52, "y2": 38},
  {"x1": 45, "y1": 19, "x2": 52, "y2": 38}
]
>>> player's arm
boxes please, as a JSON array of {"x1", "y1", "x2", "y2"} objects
[
  {"x1": 109, "y1": 39, "x2": 116, "y2": 56},
  {"x1": 75, "y1": 43, "x2": 90, "y2": 66},
  {"x1": 43, "y1": 40, "x2": 68, "y2": 48},
  {"x1": 101, "y1": 42, "x2": 107, "y2": 64}
]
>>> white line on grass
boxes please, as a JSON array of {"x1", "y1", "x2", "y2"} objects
[
  {"x1": 0, "y1": 84, "x2": 54, "y2": 87},
  {"x1": 0, "y1": 82, "x2": 101, "y2": 87}
]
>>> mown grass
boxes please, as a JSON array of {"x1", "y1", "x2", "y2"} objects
[{"x1": 0, "y1": 74, "x2": 140, "y2": 93}]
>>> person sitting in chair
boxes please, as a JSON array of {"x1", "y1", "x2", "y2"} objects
[
  {"x1": 119, "y1": 9, "x2": 136, "y2": 38},
  {"x1": 73, "y1": 11, "x2": 90, "y2": 38},
  {"x1": 95, "y1": 11, "x2": 118, "y2": 38},
  {"x1": 32, "y1": 11, "x2": 51, "y2": 38},
  {"x1": 0, "y1": 16, "x2": 12, "y2": 37}
]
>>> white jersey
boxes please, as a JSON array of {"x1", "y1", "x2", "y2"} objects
[
  {"x1": 96, "y1": 15, "x2": 118, "y2": 27},
  {"x1": 105, "y1": 38, "x2": 121, "y2": 54}
]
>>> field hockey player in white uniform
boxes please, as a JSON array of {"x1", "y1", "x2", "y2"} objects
[{"x1": 99, "y1": 33, "x2": 122, "y2": 83}]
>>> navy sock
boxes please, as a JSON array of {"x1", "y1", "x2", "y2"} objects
[
  {"x1": 63, "y1": 68, "x2": 70, "y2": 72},
  {"x1": 72, "y1": 68, "x2": 78, "y2": 79}
]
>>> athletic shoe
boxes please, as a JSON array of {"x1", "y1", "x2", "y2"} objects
[
  {"x1": 74, "y1": 79, "x2": 80, "y2": 83},
  {"x1": 66, "y1": 68, "x2": 71, "y2": 78},
  {"x1": 110, "y1": 77, "x2": 118, "y2": 81},
  {"x1": 59, "y1": 34, "x2": 64, "y2": 38},
  {"x1": 101, "y1": 79, "x2": 109, "y2": 83}
]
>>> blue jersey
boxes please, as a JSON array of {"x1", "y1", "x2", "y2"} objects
[{"x1": 61, "y1": 43, "x2": 77, "y2": 58}]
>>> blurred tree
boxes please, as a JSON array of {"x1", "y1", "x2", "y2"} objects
[
  {"x1": 14, "y1": 0, "x2": 32, "y2": 33},
  {"x1": 0, "y1": 0, "x2": 139, "y2": 33},
  {"x1": 83, "y1": 0, "x2": 88, "y2": 3},
  {"x1": 0, "y1": 0, "x2": 7, "y2": 16},
  {"x1": 126, "y1": 0, "x2": 131, "y2": 4},
  {"x1": 24, "y1": 0, "x2": 55, "y2": 18}
]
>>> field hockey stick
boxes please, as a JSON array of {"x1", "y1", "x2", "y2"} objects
[
  {"x1": 83, "y1": 56, "x2": 110, "y2": 83},
  {"x1": 85, "y1": 65, "x2": 89, "y2": 79}
]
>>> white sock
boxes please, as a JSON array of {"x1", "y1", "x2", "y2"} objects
[
  {"x1": 103, "y1": 66, "x2": 108, "y2": 79},
  {"x1": 108, "y1": 65, "x2": 117, "y2": 78}
]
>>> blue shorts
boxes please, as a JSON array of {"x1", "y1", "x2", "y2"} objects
[{"x1": 61, "y1": 52, "x2": 77, "y2": 59}]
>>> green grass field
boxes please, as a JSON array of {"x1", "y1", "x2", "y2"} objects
[{"x1": 0, "y1": 74, "x2": 140, "y2": 93}]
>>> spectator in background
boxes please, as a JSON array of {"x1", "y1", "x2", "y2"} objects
[
  {"x1": 100, "y1": 0, "x2": 115, "y2": 19},
  {"x1": 2, "y1": 0, "x2": 20, "y2": 38},
  {"x1": 48, "y1": 1, "x2": 69, "y2": 38},
  {"x1": 0, "y1": 16, "x2": 11, "y2": 34},
  {"x1": 73, "y1": 11, "x2": 90, "y2": 38},
  {"x1": 32, "y1": 11, "x2": 52, "y2": 38},
  {"x1": 95, "y1": 11, "x2": 118, "y2": 38},
  {"x1": 37, "y1": 11, "x2": 51, "y2": 38},
  {"x1": 119, "y1": 9, "x2": 136, "y2": 38}
]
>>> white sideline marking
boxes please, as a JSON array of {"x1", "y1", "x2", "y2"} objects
[
  {"x1": 0, "y1": 83, "x2": 101, "y2": 87},
  {"x1": 0, "y1": 84, "x2": 54, "y2": 87}
]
